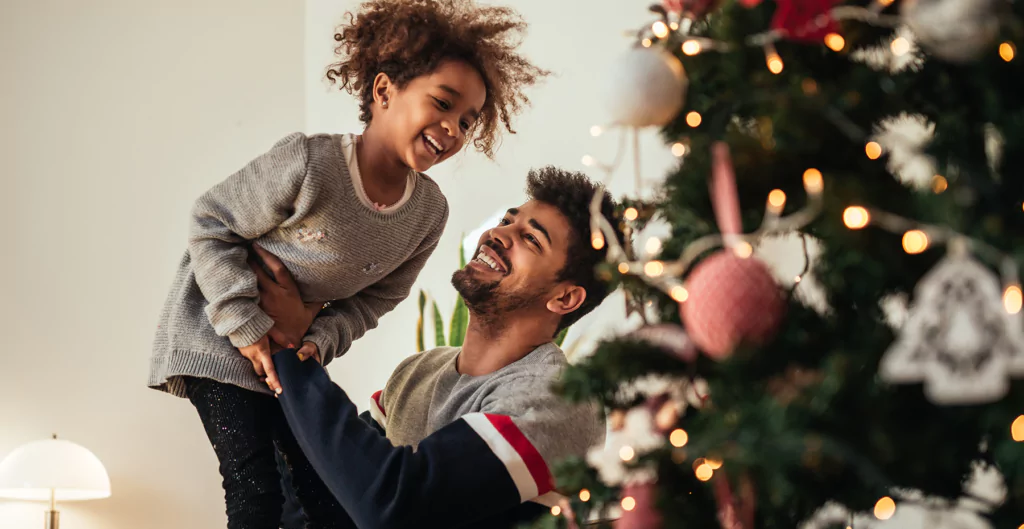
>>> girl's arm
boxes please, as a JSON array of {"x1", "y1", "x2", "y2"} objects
[
  {"x1": 189, "y1": 132, "x2": 312, "y2": 348},
  {"x1": 304, "y1": 202, "x2": 448, "y2": 365}
]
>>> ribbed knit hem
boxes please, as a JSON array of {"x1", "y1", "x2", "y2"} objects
[
  {"x1": 226, "y1": 311, "x2": 275, "y2": 348},
  {"x1": 148, "y1": 349, "x2": 273, "y2": 398}
]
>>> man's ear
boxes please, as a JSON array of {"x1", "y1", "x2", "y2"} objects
[
  {"x1": 372, "y1": 72, "x2": 393, "y2": 106},
  {"x1": 546, "y1": 284, "x2": 586, "y2": 316}
]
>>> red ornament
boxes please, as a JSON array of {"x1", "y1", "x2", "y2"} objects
[
  {"x1": 680, "y1": 251, "x2": 786, "y2": 359},
  {"x1": 740, "y1": 0, "x2": 763, "y2": 6},
  {"x1": 712, "y1": 470, "x2": 757, "y2": 529},
  {"x1": 615, "y1": 481, "x2": 664, "y2": 529},
  {"x1": 663, "y1": 0, "x2": 721, "y2": 18},
  {"x1": 770, "y1": 0, "x2": 840, "y2": 43}
]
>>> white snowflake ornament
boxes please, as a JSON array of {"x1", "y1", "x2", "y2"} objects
[
  {"x1": 880, "y1": 245, "x2": 1024, "y2": 404},
  {"x1": 871, "y1": 113, "x2": 937, "y2": 190},
  {"x1": 851, "y1": 25, "x2": 925, "y2": 74}
]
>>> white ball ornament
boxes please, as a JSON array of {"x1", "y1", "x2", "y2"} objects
[
  {"x1": 603, "y1": 45, "x2": 688, "y2": 128},
  {"x1": 901, "y1": 0, "x2": 1001, "y2": 63}
]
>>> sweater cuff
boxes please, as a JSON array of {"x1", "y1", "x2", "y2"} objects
[
  {"x1": 228, "y1": 311, "x2": 275, "y2": 348},
  {"x1": 304, "y1": 324, "x2": 343, "y2": 366}
]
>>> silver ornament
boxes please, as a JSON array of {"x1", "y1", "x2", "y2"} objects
[
  {"x1": 901, "y1": 0, "x2": 1001, "y2": 63},
  {"x1": 603, "y1": 45, "x2": 687, "y2": 128}
]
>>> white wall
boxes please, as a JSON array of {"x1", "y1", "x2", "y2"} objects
[
  {"x1": 0, "y1": 1, "x2": 304, "y2": 528},
  {"x1": 305, "y1": 0, "x2": 678, "y2": 404}
]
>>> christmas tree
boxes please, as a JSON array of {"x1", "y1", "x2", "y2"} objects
[{"x1": 534, "y1": 1, "x2": 1024, "y2": 528}]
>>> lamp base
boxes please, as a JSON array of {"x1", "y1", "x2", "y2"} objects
[{"x1": 44, "y1": 509, "x2": 59, "y2": 529}]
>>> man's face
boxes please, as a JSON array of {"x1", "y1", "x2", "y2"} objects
[{"x1": 451, "y1": 200, "x2": 572, "y2": 317}]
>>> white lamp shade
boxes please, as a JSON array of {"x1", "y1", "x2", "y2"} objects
[{"x1": 0, "y1": 438, "x2": 111, "y2": 501}]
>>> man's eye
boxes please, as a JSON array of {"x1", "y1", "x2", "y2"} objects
[{"x1": 525, "y1": 234, "x2": 539, "y2": 246}]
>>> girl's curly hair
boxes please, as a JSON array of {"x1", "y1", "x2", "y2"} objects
[{"x1": 326, "y1": 0, "x2": 547, "y2": 158}]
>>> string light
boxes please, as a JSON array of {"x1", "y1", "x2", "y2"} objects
[
  {"x1": 794, "y1": 275, "x2": 803, "y2": 283},
  {"x1": 803, "y1": 168, "x2": 824, "y2": 193},
  {"x1": 865, "y1": 141, "x2": 883, "y2": 160},
  {"x1": 874, "y1": 497, "x2": 896, "y2": 520},
  {"x1": 766, "y1": 49, "x2": 784, "y2": 74},
  {"x1": 682, "y1": 40, "x2": 702, "y2": 56},
  {"x1": 902, "y1": 230, "x2": 929, "y2": 254},
  {"x1": 624, "y1": 207, "x2": 639, "y2": 221},
  {"x1": 646, "y1": 237, "x2": 663, "y2": 254},
  {"x1": 642, "y1": 38, "x2": 653, "y2": 48},
  {"x1": 802, "y1": 78, "x2": 819, "y2": 95},
  {"x1": 843, "y1": 206, "x2": 870, "y2": 229},
  {"x1": 581, "y1": 155, "x2": 595, "y2": 167},
  {"x1": 695, "y1": 463, "x2": 714, "y2": 481},
  {"x1": 670, "y1": 22, "x2": 679, "y2": 31},
  {"x1": 621, "y1": 496, "x2": 636, "y2": 511},
  {"x1": 579, "y1": 489, "x2": 591, "y2": 502},
  {"x1": 670, "y1": 285, "x2": 689, "y2": 302},
  {"x1": 618, "y1": 262, "x2": 630, "y2": 274},
  {"x1": 670, "y1": 429, "x2": 689, "y2": 447},
  {"x1": 645, "y1": 261, "x2": 665, "y2": 277},
  {"x1": 1012, "y1": 415, "x2": 1024, "y2": 442},
  {"x1": 619, "y1": 446, "x2": 636, "y2": 461},
  {"x1": 686, "y1": 111, "x2": 702, "y2": 127},
  {"x1": 891, "y1": 37, "x2": 911, "y2": 56},
  {"x1": 652, "y1": 21, "x2": 670, "y2": 39},
  {"x1": 733, "y1": 241, "x2": 754, "y2": 258},
  {"x1": 590, "y1": 125, "x2": 603, "y2": 137},
  {"x1": 1004, "y1": 285, "x2": 1023, "y2": 315},
  {"x1": 932, "y1": 175, "x2": 948, "y2": 194},
  {"x1": 825, "y1": 33, "x2": 846, "y2": 52},
  {"x1": 551, "y1": 505, "x2": 561, "y2": 516},
  {"x1": 768, "y1": 189, "x2": 787, "y2": 211},
  {"x1": 672, "y1": 142, "x2": 689, "y2": 157},
  {"x1": 706, "y1": 457, "x2": 723, "y2": 469},
  {"x1": 1000, "y1": 42, "x2": 1016, "y2": 62},
  {"x1": 592, "y1": 233, "x2": 605, "y2": 250},
  {"x1": 877, "y1": 0, "x2": 894, "y2": 5}
]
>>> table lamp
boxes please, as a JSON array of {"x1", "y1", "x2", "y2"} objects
[{"x1": 0, "y1": 434, "x2": 111, "y2": 529}]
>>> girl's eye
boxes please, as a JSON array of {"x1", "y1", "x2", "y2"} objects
[
  {"x1": 434, "y1": 97, "x2": 451, "y2": 110},
  {"x1": 498, "y1": 218, "x2": 511, "y2": 226},
  {"x1": 460, "y1": 121, "x2": 470, "y2": 131}
]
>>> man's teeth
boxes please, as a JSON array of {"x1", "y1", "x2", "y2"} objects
[
  {"x1": 425, "y1": 134, "x2": 443, "y2": 154},
  {"x1": 475, "y1": 252, "x2": 503, "y2": 272}
]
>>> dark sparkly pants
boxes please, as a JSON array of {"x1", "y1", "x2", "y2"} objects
[{"x1": 184, "y1": 377, "x2": 351, "y2": 529}]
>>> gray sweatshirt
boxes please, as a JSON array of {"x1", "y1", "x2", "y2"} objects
[{"x1": 149, "y1": 132, "x2": 448, "y2": 397}]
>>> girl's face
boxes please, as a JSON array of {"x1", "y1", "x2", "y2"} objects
[{"x1": 377, "y1": 59, "x2": 487, "y2": 172}]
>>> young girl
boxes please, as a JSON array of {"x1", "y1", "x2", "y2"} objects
[{"x1": 148, "y1": 1, "x2": 546, "y2": 527}]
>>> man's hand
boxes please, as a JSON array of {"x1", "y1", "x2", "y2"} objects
[
  {"x1": 248, "y1": 244, "x2": 319, "y2": 348},
  {"x1": 239, "y1": 335, "x2": 282, "y2": 394}
]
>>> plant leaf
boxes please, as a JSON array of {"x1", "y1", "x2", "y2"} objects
[
  {"x1": 449, "y1": 295, "x2": 468, "y2": 347},
  {"x1": 432, "y1": 299, "x2": 446, "y2": 347}
]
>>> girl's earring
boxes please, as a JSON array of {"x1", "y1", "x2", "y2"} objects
[{"x1": 382, "y1": 99, "x2": 389, "y2": 108}]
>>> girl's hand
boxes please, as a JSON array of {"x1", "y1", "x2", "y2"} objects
[
  {"x1": 248, "y1": 244, "x2": 317, "y2": 347},
  {"x1": 296, "y1": 341, "x2": 322, "y2": 364},
  {"x1": 239, "y1": 335, "x2": 282, "y2": 394}
]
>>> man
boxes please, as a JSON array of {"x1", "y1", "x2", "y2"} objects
[{"x1": 255, "y1": 167, "x2": 623, "y2": 528}]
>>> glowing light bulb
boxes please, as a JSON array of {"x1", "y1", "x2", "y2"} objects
[
  {"x1": 670, "y1": 22, "x2": 679, "y2": 31},
  {"x1": 624, "y1": 207, "x2": 639, "y2": 221},
  {"x1": 877, "y1": 0, "x2": 894, "y2": 5},
  {"x1": 621, "y1": 496, "x2": 636, "y2": 511},
  {"x1": 706, "y1": 457, "x2": 723, "y2": 469},
  {"x1": 1012, "y1": 415, "x2": 1024, "y2": 442},
  {"x1": 590, "y1": 125, "x2": 603, "y2": 137},
  {"x1": 767, "y1": 52, "x2": 784, "y2": 74},
  {"x1": 551, "y1": 506, "x2": 561, "y2": 516},
  {"x1": 733, "y1": 242, "x2": 753, "y2": 259},
  {"x1": 1000, "y1": 42, "x2": 1016, "y2": 62},
  {"x1": 874, "y1": 497, "x2": 896, "y2": 520},
  {"x1": 652, "y1": 21, "x2": 670, "y2": 39},
  {"x1": 670, "y1": 286, "x2": 689, "y2": 303},
  {"x1": 866, "y1": 141, "x2": 883, "y2": 160},
  {"x1": 1004, "y1": 285, "x2": 1023, "y2": 315},
  {"x1": 803, "y1": 168, "x2": 824, "y2": 193},
  {"x1": 932, "y1": 175, "x2": 948, "y2": 193},
  {"x1": 843, "y1": 206, "x2": 870, "y2": 229},
  {"x1": 672, "y1": 142, "x2": 688, "y2": 157},
  {"x1": 825, "y1": 33, "x2": 845, "y2": 52},
  {"x1": 682, "y1": 40, "x2": 702, "y2": 56},
  {"x1": 794, "y1": 275, "x2": 803, "y2": 283},
  {"x1": 646, "y1": 237, "x2": 662, "y2": 254},
  {"x1": 670, "y1": 429, "x2": 689, "y2": 447},
  {"x1": 642, "y1": 38, "x2": 652, "y2": 48},
  {"x1": 581, "y1": 155, "x2": 594, "y2": 166},
  {"x1": 591, "y1": 234, "x2": 605, "y2": 250},
  {"x1": 618, "y1": 262, "x2": 630, "y2": 274},
  {"x1": 686, "y1": 111, "x2": 702, "y2": 127},
  {"x1": 902, "y1": 230, "x2": 929, "y2": 254},
  {"x1": 645, "y1": 261, "x2": 665, "y2": 277},
  {"x1": 891, "y1": 37, "x2": 910, "y2": 56},
  {"x1": 579, "y1": 489, "x2": 591, "y2": 502},
  {"x1": 695, "y1": 464, "x2": 714, "y2": 481},
  {"x1": 768, "y1": 189, "x2": 787, "y2": 210}
]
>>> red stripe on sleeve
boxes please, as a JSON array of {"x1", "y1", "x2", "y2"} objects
[{"x1": 484, "y1": 413, "x2": 553, "y2": 495}]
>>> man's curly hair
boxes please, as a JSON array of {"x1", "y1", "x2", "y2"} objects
[
  {"x1": 526, "y1": 167, "x2": 624, "y2": 332},
  {"x1": 326, "y1": 0, "x2": 548, "y2": 158}
]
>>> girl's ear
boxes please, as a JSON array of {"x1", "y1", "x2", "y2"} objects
[{"x1": 372, "y1": 72, "x2": 393, "y2": 107}]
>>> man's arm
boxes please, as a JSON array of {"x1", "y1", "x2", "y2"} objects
[{"x1": 273, "y1": 351, "x2": 556, "y2": 529}]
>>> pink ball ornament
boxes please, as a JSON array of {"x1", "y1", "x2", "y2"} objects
[{"x1": 680, "y1": 250, "x2": 786, "y2": 359}]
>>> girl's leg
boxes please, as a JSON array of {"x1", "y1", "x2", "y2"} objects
[{"x1": 184, "y1": 376, "x2": 283, "y2": 529}]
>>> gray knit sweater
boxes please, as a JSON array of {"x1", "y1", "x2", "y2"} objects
[{"x1": 149, "y1": 132, "x2": 448, "y2": 398}]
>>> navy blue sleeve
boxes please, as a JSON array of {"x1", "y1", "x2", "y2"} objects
[{"x1": 273, "y1": 350, "x2": 526, "y2": 529}]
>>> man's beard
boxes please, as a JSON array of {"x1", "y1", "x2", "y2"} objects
[{"x1": 450, "y1": 268, "x2": 534, "y2": 328}]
